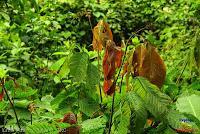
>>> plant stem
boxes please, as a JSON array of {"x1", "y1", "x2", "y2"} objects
[
  {"x1": 108, "y1": 88, "x2": 115, "y2": 134},
  {"x1": 87, "y1": 14, "x2": 103, "y2": 107},
  {"x1": 108, "y1": 40, "x2": 129, "y2": 134},
  {"x1": 98, "y1": 50, "x2": 103, "y2": 107},
  {"x1": 2, "y1": 79, "x2": 21, "y2": 130}
]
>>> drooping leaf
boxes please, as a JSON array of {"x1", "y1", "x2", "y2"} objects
[
  {"x1": 176, "y1": 94, "x2": 200, "y2": 121},
  {"x1": 92, "y1": 20, "x2": 113, "y2": 51},
  {"x1": 69, "y1": 52, "x2": 89, "y2": 82},
  {"x1": 132, "y1": 44, "x2": 166, "y2": 88},
  {"x1": 103, "y1": 40, "x2": 123, "y2": 95},
  {"x1": 132, "y1": 77, "x2": 171, "y2": 119}
]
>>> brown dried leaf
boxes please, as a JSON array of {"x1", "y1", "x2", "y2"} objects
[
  {"x1": 132, "y1": 44, "x2": 166, "y2": 88},
  {"x1": 92, "y1": 20, "x2": 113, "y2": 51}
]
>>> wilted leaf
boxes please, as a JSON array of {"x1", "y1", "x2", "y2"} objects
[
  {"x1": 92, "y1": 20, "x2": 113, "y2": 51},
  {"x1": 0, "y1": 90, "x2": 4, "y2": 101},
  {"x1": 132, "y1": 44, "x2": 166, "y2": 88},
  {"x1": 103, "y1": 41, "x2": 123, "y2": 95}
]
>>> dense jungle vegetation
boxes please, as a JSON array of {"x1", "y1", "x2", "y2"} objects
[{"x1": 0, "y1": 0, "x2": 200, "y2": 133}]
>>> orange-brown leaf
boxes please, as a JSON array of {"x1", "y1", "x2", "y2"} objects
[
  {"x1": 132, "y1": 45, "x2": 166, "y2": 88},
  {"x1": 62, "y1": 112, "x2": 77, "y2": 124},
  {"x1": 92, "y1": 20, "x2": 113, "y2": 51},
  {"x1": 61, "y1": 112, "x2": 80, "y2": 134},
  {"x1": 115, "y1": 48, "x2": 123, "y2": 68},
  {"x1": 0, "y1": 90, "x2": 4, "y2": 101}
]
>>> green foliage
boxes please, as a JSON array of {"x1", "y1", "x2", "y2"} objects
[
  {"x1": 0, "y1": 0, "x2": 199, "y2": 133},
  {"x1": 86, "y1": 63, "x2": 100, "y2": 90},
  {"x1": 167, "y1": 110, "x2": 200, "y2": 133},
  {"x1": 126, "y1": 92, "x2": 147, "y2": 134},
  {"x1": 26, "y1": 122, "x2": 58, "y2": 134},
  {"x1": 111, "y1": 102, "x2": 131, "y2": 134},
  {"x1": 81, "y1": 116, "x2": 107, "y2": 134},
  {"x1": 69, "y1": 52, "x2": 89, "y2": 82},
  {"x1": 132, "y1": 77, "x2": 172, "y2": 119},
  {"x1": 176, "y1": 94, "x2": 200, "y2": 121}
]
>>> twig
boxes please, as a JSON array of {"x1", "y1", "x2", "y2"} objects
[
  {"x1": 108, "y1": 38, "x2": 131, "y2": 134},
  {"x1": 98, "y1": 50, "x2": 103, "y2": 106},
  {"x1": 87, "y1": 14, "x2": 103, "y2": 106},
  {"x1": 1, "y1": 79, "x2": 21, "y2": 130},
  {"x1": 108, "y1": 86, "x2": 116, "y2": 134}
]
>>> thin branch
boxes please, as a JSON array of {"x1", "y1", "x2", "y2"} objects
[
  {"x1": 107, "y1": 25, "x2": 148, "y2": 133},
  {"x1": 1, "y1": 79, "x2": 21, "y2": 130},
  {"x1": 108, "y1": 39, "x2": 130, "y2": 134},
  {"x1": 98, "y1": 50, "x2": 103, "y2": 106},
  {"x1": 108, "y1": 87, "x2": 116, "y2": 134},
  {"x1": 87, "y1": 13, "x2": 103, "y2": 106}
]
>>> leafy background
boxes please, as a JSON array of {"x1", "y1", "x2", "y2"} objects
[{"x1": 0, "y1": 0, "x2": 200, "y2": 134}]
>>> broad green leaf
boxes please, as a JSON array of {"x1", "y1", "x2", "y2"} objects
[
  {"x1": 69, "y1": 52, "x2": 89, "y2": 82},
  {"x1": 26, "y1": 122, "x2": 58, "y2": 134},
  {"x1": 132, "y1": 36, "x2": 140, "y2": 44},
  {"x1": 14, "y1": 88, "x2": 37, "y2": 98},
  {"x1": 51, "y1": 90, "x2": 67, "y2": 109},
  {"x1": 167, "y1": 110, "x2": 200, "y2": 133},
  {"x1": 50, "y1": 57, "x2": 66, "y2": 71},
  {"x1": 15, "y1": 100, "x2": 32, "y2": 108},
  {"x1": 58, "y1": 57, "x2": 70, "y2": 79},
  {"x1": 132, "y1": 77, "x2": 171, "y2": 119},
  {"x1": 111, "y1": 102, "x2": 131, "y2": 134},
  {"x1": 79, "y1": 97, "x2": 99, "y2": 117},
  {"x1": 0, "y1": 68, "x2": 7, "y2": 79},
  {"x1": 0, "y1": 101, "x2": 8, "y2": 111},
  {"x1": 126, "y1": 92, "x2": 147, "y2": 134},
  {"x1": 176, "y1": 94, "x2": 200, "y2": 121},
  {"x1": 86, "y1": 63, "x2": 100, "y2": 90},
  {"x1": 81, "y1": 116, "x2": 107, "y2": 134}
]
